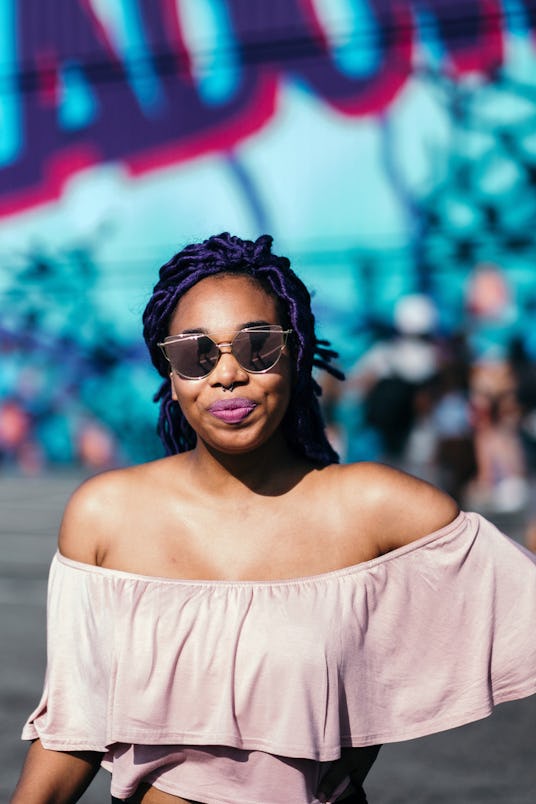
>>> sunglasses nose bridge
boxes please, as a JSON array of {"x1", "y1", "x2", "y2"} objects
[
  {"x1": 209, "y1": 338, "x2": 248, "y2": 383},
  {"x1": 216, "y1": 340, "x2": 233, "y2": 355}
]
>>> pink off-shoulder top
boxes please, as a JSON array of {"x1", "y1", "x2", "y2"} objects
[{"x1": 22, "y1": 512, "x2": 536, "y2": 803}]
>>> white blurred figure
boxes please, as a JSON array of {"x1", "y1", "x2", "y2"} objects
[{"x1": 350, "y1": 294, "x2": 441, "y2": 477}]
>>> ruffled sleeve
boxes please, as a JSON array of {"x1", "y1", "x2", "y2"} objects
[
  {"x1": 22, "y1": 554, "x2": 117, "y2": 750},
  {"x1": 336, "y1": 512, "x2": 536, "y2": 746},
  {"x1": 22, "y1": 512, "x2": 536, "y2": 759}
]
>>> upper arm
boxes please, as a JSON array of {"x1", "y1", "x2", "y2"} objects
[
  {"x1": 58, "y1": 470, "x2": 128, "y2": 565},
  {"x1": 342, "y1": 462, "x2": 459, "y2": 555}
]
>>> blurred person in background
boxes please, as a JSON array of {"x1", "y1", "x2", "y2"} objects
[
  {"x1": 12, "y1": 234, "x2": 536, "y2": 804},
  {"x1": 0, "y1": 398, "x2": 43, "y2": 474},
  {"x1": 348, "y1": 294, "x2": 441, "y2": 477},
  {"x1": 509, "y1": 336, "x2": 536, "y2": 551},
  {"x1": 318, "y1": 370, "x2": 348, "y2": 460},
  {"x1": 431, "y1": 335, "x2": 477, "y2": 505},
  {"x1": 463, "y1": 263, "x2": 528, "y2": 513},
  {"x1": 76, "y1": 418, "x2": 117, "y2": 470},
  {"x1": 465, "y1": 357, "x2": 528, "y2": 513}
]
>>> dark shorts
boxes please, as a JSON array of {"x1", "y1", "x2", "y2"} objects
[{"x1": 345, "y1": 788, "x2": 369, "y2": 803}]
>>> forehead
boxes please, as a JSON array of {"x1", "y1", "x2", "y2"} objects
[{"x1": 169, "y1": 274, "x2": 281, "y2": 333}]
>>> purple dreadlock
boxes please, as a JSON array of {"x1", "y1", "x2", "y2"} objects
[{"x1": 142, "y1": 232, "x2": 344, "y2": 464}]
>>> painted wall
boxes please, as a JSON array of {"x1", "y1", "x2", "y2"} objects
[{"x1": 1, "y1": 0, "x2": 536, "y2": 468}]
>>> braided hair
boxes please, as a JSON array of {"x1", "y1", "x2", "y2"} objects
[{"x1": 142, "y1": 232, "x2": 344, "y2": 464}]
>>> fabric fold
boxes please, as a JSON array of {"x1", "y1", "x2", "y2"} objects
[{"x1": 22, "y1": 512, "x2": 536, "y2": 760}]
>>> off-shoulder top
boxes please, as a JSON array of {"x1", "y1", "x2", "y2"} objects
[{"x1": 22, "y1": 512, "x2": 536, "y2": 803}]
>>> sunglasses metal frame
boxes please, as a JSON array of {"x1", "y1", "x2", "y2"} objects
[{"x1": 158, "y1": 325, "x2": 293, "y2": 380}]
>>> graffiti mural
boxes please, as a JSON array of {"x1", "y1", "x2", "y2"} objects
[
  {"x1": 3, "y1": 0, "x2": 534, "y2": 213},
  {"x1": 1, "y1": 0, "x2": 536, "y2": 469}
]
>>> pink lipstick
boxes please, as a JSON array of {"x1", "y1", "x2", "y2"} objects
[{"x1": 208, "y1": 398, "x2": 257, "y2": 423}]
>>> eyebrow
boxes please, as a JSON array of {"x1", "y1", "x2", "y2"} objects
[{"x1": 177, "y1": 320, "x2": 274, "y2": 336}]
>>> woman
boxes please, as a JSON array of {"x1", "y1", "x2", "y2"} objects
[{"x1": 12, "y1": 233, "x2": 536, "y2": 803}]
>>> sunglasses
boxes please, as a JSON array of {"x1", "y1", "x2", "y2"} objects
[{"x1": 158, "y1": 325, "x2": 292, "y2": 380}]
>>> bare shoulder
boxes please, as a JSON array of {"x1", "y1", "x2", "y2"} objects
[
  {"x1": 58, "y1": 458, "x2": 178, "y2": 564},
  {"x1": 330, "y1": 461, "x2": 459, "y2": 553}
]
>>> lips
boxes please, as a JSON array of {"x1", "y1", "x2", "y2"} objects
[{"x1": 208, "y1": 398, "x2": 257, "y2": 423}]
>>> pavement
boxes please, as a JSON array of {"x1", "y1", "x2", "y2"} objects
[{"x1": 1, "y1": 472, "x2": 535, "y2": 803}]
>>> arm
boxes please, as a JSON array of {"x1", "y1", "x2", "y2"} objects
[
  {"x1": 370, "y1": 465, "x2": 459, "y2": 555},
  {"x1": 11, "y1": 739, "x2": 103, "y2": 804},
  {"x1": 58, "y1": 471, "x2": 117, "y2": 564},
  {"x1": 339, "y1": 462, "x2": 459, "y2": 555},
  {"x1": 58, "y1": 466, "x2": 141, "y2": 564}
]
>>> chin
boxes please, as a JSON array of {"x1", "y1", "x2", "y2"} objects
[{"x1": 204, "y1": 426, "x2": 282, "y2": 455}]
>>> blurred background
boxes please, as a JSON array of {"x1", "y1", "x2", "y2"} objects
[
  {"x1": 2, "y1": 3, "x2": 536, "y2": 800},
  {"x1": 0, "y1": 0, "x2": 536, "y2": 528},
  {"x1": 2, "y1": 0, "x2": 536, "y2": 532},
  {"x1": 1, "y1": 0, "x2": 536, "y2": 529}
]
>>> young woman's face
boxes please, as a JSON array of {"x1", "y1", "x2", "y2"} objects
[{"x1": 167, "y1": 274, "x2": 292, "y2": 455}]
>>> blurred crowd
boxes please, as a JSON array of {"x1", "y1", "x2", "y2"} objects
[{"x1": 322, "y1": 264, "x2": 536, "y2": 551}]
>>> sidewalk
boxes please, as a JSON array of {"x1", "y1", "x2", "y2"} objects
[
  {"x1": 1, "y1": 473, "x2": 535, "y2": 803},
  {"x1": 1, "y1": 472, "x2": 110, "y2": 803}
]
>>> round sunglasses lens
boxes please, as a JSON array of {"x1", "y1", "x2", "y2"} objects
[
  {"x1": 167, "y1": 335, "x2": 219, "y2": 378},
  {"x1": 233, "y1": 329, "x2": 284, "y2": 372}
]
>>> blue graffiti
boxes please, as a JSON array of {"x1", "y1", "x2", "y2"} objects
[
  {"x1": 0, "y1": 0, "x2": 533, "y2": 214},
  {"x1": 0, "y1": 0, "x2": 20, "y2": 165}
]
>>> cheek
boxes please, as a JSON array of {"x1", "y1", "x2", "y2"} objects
[
  {"x1": 266, "y1": 370, "x2": 292, "y2": 412},
  {"x1": 170, "y1": 375, "x2": 197, "y2": 407}
]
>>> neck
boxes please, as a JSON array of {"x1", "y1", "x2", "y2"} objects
[{"x1": 185, "y1": 431, "x2": 311, "y2": 497}]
